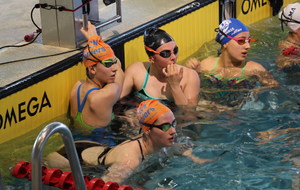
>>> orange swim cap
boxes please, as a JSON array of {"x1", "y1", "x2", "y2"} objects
[
  {"x1": 137, "y1": 100, "x2": 171, "y2": 132},
  {"x1": 83, "y1": 36, "x2": 115, "y2": 67}
]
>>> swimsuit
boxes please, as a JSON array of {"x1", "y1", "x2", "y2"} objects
[
  {"x1": 134, "y1": 64, "x2": 169, "y2": 101},
  {"x1": 97, "y1": 139, "x2": 145, "y2": 166},
  {"x1": 72, "y1": 84, "x2": 117, "y2": 146},
  {"x1": 133, "y1": 64, "x2": 176, "y2": 110},
  {"x1": 200, "y1": 57, "x2": 257, "y2": 107},
  {"x1": 73, "y1": 84, "x2": 100, "y2": 131}
]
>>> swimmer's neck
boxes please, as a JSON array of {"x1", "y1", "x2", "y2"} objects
[
  {"x1": 142, "y1": 136, "x2": 164, "y2": 155},
  {"x1": 150, "y1": 64, "x2": 168, "y2": 81},
  {"x1": 86, "y1": 77, "x2": 104, "y2": 88}
]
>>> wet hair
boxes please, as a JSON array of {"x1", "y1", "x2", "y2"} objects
[{"x1": 144, "y1": 27, "x2": 174, "y2": 57}]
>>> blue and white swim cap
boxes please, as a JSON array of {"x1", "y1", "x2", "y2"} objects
[{"x1": 215, "y1": 18, "x2": 249, "y2": 45}]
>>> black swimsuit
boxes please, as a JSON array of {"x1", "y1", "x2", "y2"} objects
[{"x1": 97, "y1": 139, "x2": 145, "y2": 166}]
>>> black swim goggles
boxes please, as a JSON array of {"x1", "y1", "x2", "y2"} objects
[
  {"x1": 140, "y1": 120, "x2": 177, "y2": 132},
  {"x1": 215, "y1": 28, "x2": 257, "y2": 45},
  {"x1": 279, "y1": 10, "x2": 300, "y2": 32},
  {"x1": 83, "y1": 45, "x2": 117, "y2": 68},
  {"x1": 144, "y1": 45, "x2": 179, "y2": 58}
]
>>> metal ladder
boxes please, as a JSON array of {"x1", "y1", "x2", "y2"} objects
[{"x1": 31, "y1": 122, "x2": 87, "y2": 190}]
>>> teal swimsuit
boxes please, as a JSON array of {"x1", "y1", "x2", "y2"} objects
[
  {"x1": 134, "y1": 64, "x2": 168, "y2": 101},
  {"x1": 200, "y1": 58, "x2": 257, "y2": 107},
  {"x1": 133, "y1": 64, "x2": 176, "y2": 110}
]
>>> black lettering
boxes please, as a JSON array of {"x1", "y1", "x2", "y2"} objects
[
  {"x1": 242, "y1": 0, "x2": 250, "y2": 14},
  {"x1": 0, "y1": 114, "x2": 2, "y2": 129},
  {"x1": 251, "y1": 0, "x2": 260, "y2": 12},
  {"x1": 28, "y1": 97, "x2": 38, "y2": 116},
  {"x1": 18, "y1": 102, "x2": 26, "y2": 122},
  {"x1": 39, "y1": 91, "x2": 51, "y2": 112},
  {"x1": 242, "y1": 0, "x2": 268, "y2": 15},
  {"x1": 4, "y1": 107, "x2": 17, "y2": 129}
]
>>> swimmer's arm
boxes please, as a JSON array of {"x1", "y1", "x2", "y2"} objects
[
  {"x1": 182, "y1": 148, "x2": 220, "y2": 164},
  {"x1": 80, "y1": 21, "x2": 98, "y2": 40},
  {"x1": 186, "y1": 58, "x2": 201, "y2": 72},
  {"x1": 256, "y1": 70, "x2": 279, "y2": 88},
  {"x1": 114, "y1": 60, "x2": 124, "y2": 96},
  {"x1": 120, "y1": 64, "x2": 135, "y2": 99},
  {"x1": 249, "y1": 62, "x2": 279, "y2": 88},
  {"x1": 163, "y1": 65, "x2": 188, "y2": 105},
  {"x1": 182, "y1": 69, "x2": 200, "y2": 106},
  {"x1": 164, "y1": 66, "x2": 200, "y2": 106},
  {"x1": 101, "y1": 159, "x2": 140, "y2": 184}
]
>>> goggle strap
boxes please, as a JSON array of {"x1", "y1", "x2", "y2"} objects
[
  {"x1": 144, "y1": 45, "x2": 159, "y2": 54},
  {"x1": 87, "y1": 45, "x2": 102, "y2": 63}
]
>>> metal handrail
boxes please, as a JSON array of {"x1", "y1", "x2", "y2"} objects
[
  {"x1": 31, "y1": 122, "x2": 87, "y2": 190},
  {"x1": 95, "y1": 0, "x2": 122, "y2": 29}
]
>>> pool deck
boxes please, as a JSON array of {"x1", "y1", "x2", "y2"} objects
[{"x1": 0, "y1": 0, "x2": 193, "y2": 87}]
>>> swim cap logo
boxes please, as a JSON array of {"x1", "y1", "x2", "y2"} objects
[
  {"x1": 138, "y1": 104, "x2": 156, "y2": 123},
  {"x1": 288, "y1": 8, "x2": 296, "y2": 18},
  {"x1": 219, "y1": 20, "x2": 231, "y2": 41}
]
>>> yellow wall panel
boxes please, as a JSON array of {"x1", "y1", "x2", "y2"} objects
[
  {"x1": 236, "y1": 0, "x2": 272, "y2": 25},
  {"x1": 0, "y1": 62, "x2": 85, "y2": 144}
]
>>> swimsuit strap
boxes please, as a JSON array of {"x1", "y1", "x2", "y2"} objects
[
  {"x1": 141, "y1": 64, "x2": 151, "y2": 89},
  {"x1": 210, "y1": 57, "x2": 220, "y2": 73},
  {"x1": 241, "y1": 60, "x2": 247, "y2": 78},
  {"x1": 97, "y1": 147, "x2": 112, "y2": 165},
  {"x1": 77, "y1": 84, "x2": 99, "y2": 112},
  {"x1": 137, "y1": 139, "x2": 145, "y2": 161}
]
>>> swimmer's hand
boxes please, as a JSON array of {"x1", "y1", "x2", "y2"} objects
[
  {"x1": 186, "y1": 58, "x2": 200, "y2": 71},
  {"x1": 182, "y1": 148, "x2": 220, "y2": 164},
  {"x1": 155, "y1": 187, "x2": 174, "y2": 190},
  {"x1": 162, "y1": 64, "x2": 183, "y2": 87},
  {"x1": 80, "y1": 21, "x2": 98, "y2": 40}
]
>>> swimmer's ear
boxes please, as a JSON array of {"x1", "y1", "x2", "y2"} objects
[
  {"x1": 88, "y1": 65, "x2": 97, "y2": 75},
  {"x1": 223, "y1": 42, "x2": 229, "y2": 49},
  {"x1": 149, "y1": 56, "x2": 155, "y2": 63}
]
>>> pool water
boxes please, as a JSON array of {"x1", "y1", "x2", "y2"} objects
[
  {"x1": 2, "y1": 16, "x2": 300, "y2": 190},
  {"x1": 123, "y1": 16, "x2": 300, "y2": 190}
]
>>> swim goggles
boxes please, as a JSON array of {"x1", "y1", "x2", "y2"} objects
[
  {"x1": 215, "y1": 28, "x2": 257, "y2": 45},
  {"x1": 84, "y1": 45, "x2": 118, "y2": 68},
  {"x1": 279, "y1": 10, "x2": 300, "y2": 31},
  {"x1": 144, "y1": 45, "x2": 179, "y2": 58},
  {"x1": 140, "y1": 120, "x2": 177, "y2": 132}
]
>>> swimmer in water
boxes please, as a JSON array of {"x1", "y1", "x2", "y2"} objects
[
  {"x1": 277, "y1": 2, "x2": 300, "y2": 72},
  {"x1": 69, "y1": 21, "x2": 124, "y2": 144},
  {"x1": 46, "y1": 100, "x2": 220, "y2": 184},
  {"x1": 120, "y1": 27, "x2": 200, "y2": 107},
  {"x1": 186, "y1": 18, "x2": 279, "y2": 108}
]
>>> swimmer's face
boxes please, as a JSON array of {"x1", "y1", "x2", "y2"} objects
[
  {"x1": 151, "y1": 41, "x2": 178, "y2": 68},
  {"x1": 150, "y1": 111, "x2": 177, "y2": 147},
  {"x1": 90, "y1": 58, "x2": 118, "y2": 83},
  {"x1": 226, "y1": 32, "x2": 251, "y2": 62}
]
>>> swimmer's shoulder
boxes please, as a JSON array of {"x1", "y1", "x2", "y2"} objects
[
  {"x1": 125, "y1": 62, "x2": 150, "y2": 73},
  {"x1": 245, "y1": 60, "x2": 266, "y2": 72},
  {"x1": 199, "y1": 56, "x2": 218, "y2": 72}
]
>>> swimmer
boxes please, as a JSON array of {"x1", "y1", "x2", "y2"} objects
[
  {"x1": 186, "y1": 18, "x2": 279, "y2": 108},
  {"x1": 120, "y1": 27, "x2": 200, "y2": 107},
  {"x1": 69, "y1": 22, "x2": 124, "y2": 135},
  {"x1": 277, "y1": 2, "x2": 300, "y2": 72},
  {"x1": 46, "y1": 100, "x2": 219, "y2": 184}
]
